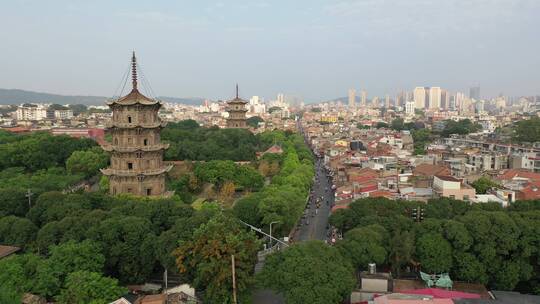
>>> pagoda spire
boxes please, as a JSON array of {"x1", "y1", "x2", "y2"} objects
[
  {"x1": 236, "y1": 83, "x2": 239, "y2": 99},
  {"x1": 131, "y1": 51, "x2": 138, "y2": 91}
]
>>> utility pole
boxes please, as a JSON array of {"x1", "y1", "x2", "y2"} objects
[
  {"x1": 231, "y1": 255, "x2": 237, "y2": 304},
  {"x1": 25, "y1": 189, "x2": 33, "y2": 209},
  {"x1": 269, "y1": 221, "x2": 280, "y2": 248}
]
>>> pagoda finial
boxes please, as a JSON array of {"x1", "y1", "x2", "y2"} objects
[
  {"x1": 236, "y1": 83, "x2": 239, "y2": 99},
  {"x1": 131, "y1": 51, "x2": 138, "y2": 91}
]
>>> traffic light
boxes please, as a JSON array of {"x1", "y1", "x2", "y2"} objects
[{"x1": 411, "y1": 206, "x2": 425, "y2": 222}]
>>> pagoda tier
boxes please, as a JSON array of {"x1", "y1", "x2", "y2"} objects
[
  {"x1": 105, "y1": 121, "x2": 167, "y2": 129},
  {"x1": 101, "y1": 142, "x2": 169, "y2": 153},
  {"x1": 106, "y1": 89, "x2": 162, "y2": 106},
  {"x1": 101, "y1": 164, "x2": 173, "y2": 177}
]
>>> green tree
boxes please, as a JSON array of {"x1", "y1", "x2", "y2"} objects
[
  {"x1": 66, "y1": 148, "x2": 109, "y2": 178},
  {"x1": 375, "y1": 122, "x2": 389, "y2": 129},
  {"x1": 412, "y1": 128, "x2": 431, "y2": 155},
  {"x1": 0, "y1": 216, "x2": 38, "y2": 248},
  {"x1": 471, "y1": 176, "x2": 500, "y2": 194},
  {"x1": 440, "y1": 119, "x2": 482, "y2": 137},
  {"x1": 337, "y1": 226, "x2": 387, "y2": 270},
  {"x1": 391, "y1": 118, "x2": 405, "y2": 131},
  {"x1": 68, "y1": 104, "x2": 87, "y2": 116},
  {"x1": 389, "y1": 230, "x2": 415, "y2": 276},
  {"x1": 247, "y1": 116, "x2": 264, "y2": 128},
  {"x1": 258, "y1": 241, "x2": 355, "y2": 304},
  {"x1": 174, "y1": 213, "x2": 260, "y2": 303},
  {"x1": 56, "y1": 271, "x2": 127, "y2": 304},
  {"x1": 513, "y1": 116, "x2": 540, "y2": 143},
  {"x1": 87, "y1": 216, "x2": 156, "y2": 283},
  {"x1": 0, "y1": 188, "x2": 28, "y2": 217},
  {"x1": 48, "y1": 240, "x2": 105, "y2": 282},
  {"x1": 416, "y1": 233, "x2": 453, "y2": 273}
]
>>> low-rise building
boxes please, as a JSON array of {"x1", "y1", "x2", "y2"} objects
[{"x1": 433, "y1": 175, "x2": 476, "y2": 201}]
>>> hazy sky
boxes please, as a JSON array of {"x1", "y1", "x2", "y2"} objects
[{"x1": 0, "y1": 0, "x2": 539, "y2": 102}]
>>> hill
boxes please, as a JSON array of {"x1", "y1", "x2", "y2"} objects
[{"x1": 0, "y1": 88, "x2": 205, "y2": 106}]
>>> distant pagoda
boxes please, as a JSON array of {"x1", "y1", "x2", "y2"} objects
[
  {"x1": 101, "y1": 52, "x2": 172, "y2": 197},
  {"x1": 226, "y1": 84, "x2": 248, "y2": 128}
]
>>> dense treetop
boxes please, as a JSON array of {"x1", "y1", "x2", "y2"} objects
[{"x1": 329, "y1": 197, "x2": 540, "y2": 292}]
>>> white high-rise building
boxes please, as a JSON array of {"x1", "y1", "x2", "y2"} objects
[
  {"x1": 385, "y1": 94, "x2": 390, "y2": 108},
  {"x1": 250, "y1": 96, "x2": 262, "y2": 105},
  {"x1": 361, "y1": 90, "x2": 367, "y2": 106},
  {"x1": 405, "y1": 101, "x2": 415, "y2": 115},
  {"x1": 414, "y1": 87, "x2": 426, "y2": 109},
  {"x1": 429, "y1": 87, "x2": 441, "y2": 109},
  {"x1": 277, "y1": 93, "x2": 285, "y2": 105},
  {"x1": 348, "y1": 89, "x2": 356, "y2": 108}
]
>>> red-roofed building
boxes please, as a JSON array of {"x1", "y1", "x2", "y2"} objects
[
  {"x1": 517, "y1": 181, "x2": 540, "y2": 200},
  {"x1": 496, "y1": 169, "x2": 540, "y2": 183}
]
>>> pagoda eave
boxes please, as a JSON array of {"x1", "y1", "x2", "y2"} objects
[
  {"x1": 101, "y1": 143, "x2": 170, "y2": 153},
  {"x1": 100, "y1": 164, "x2": 173, "y2": 177}
]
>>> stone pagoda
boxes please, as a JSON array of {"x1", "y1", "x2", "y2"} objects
[
  {"x1": 101, "y1": 52, "x2": 172, "y2": 197},
  {"x1": 226, "y1": 85, "x2": 248, "y2": 128}
]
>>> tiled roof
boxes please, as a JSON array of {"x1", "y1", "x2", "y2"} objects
[
  {"x1": 0, "y1": 245, "x2": 20, "y2": 258},
  {"x1": 413, "y1": 164, "x2": 449, "y2": 177}
]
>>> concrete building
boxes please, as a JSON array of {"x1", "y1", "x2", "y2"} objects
[
  {"x1": 16, "y1": 104, "x2": 48, "y2": 121},
  {"x1": 414, "y1": 87, "x2": 426, "y2": 109},
  {"x1": 361, "y1": 90, "x2": 367, "y2": 107},
  {"x1": 54, "y1": 109, "x2": 74, "y2": 120},
  {"x1": 469, "y1": 86, "x2": 481, "y2": 100},
  {"x1": 433, "y1": 175, "x2": 476, "y2": 201},
  {"x1": 405, "y1": 101, "x2": 415, "y2": 116},
  {"x1": 348, "y1": 89, "x2": 356, "y2": 108},
  {"x1": 101, "y1": 53, "x2": 172, "y2": 197},
  {"x1": 429, "y1": 87, "x2": 441, "y2": 109}
]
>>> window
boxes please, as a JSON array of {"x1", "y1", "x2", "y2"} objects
[
  {"x1": 127, "y1": 188, "x2": 133, "y2": 193},
  {"x1": 128, "y1": 137, "x2": 132, "y2": 144},
  {"x1": 114, "y1": 138, "x2": 118, "y2": 145},
  {"x1": 127, "y1": 162, "x2": 133, "y2": 170},
  {"x1": 449, "y1": 195, "x2": 455, "y2": 199},
  {"x1": 136, "y1": 152, "x2": 142, "y2": 158},
  {"x1": 143, "y1": 139, "x2": 148, "y2": 146},
  {"x1": 112, "y1": 187, "x2": 116, "y2": 195},
  {"x1": 128, "y1": 116, "x2": 132, "y2": 123},
  {"x1": 463, "y1": 195, "x2": 470, "y2": 201},
  {"x1": 146, "y1": 188, "x2": 152, "y2": 196}
]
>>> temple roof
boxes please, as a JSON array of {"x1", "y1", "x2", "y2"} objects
[
  {"x1": 107, "y1": 52, "x2": 161, "y2": 106},
  {"x1": 227, "y1": 84, "x2": 248, "y2": 104},
  {"x1": 107, "y1": 89, "x2": 162, "y2": 106}
]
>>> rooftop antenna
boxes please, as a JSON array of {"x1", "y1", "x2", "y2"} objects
[{"x1": 131, "y1": 51, "x2": 138, "y2": 91}]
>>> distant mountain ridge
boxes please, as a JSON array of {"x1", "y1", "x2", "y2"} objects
[{"x1": 0, "y1": 88, "x2": 206, "y2": 106}]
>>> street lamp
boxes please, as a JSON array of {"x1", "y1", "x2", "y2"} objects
[{"x1": 269, "y1": 221, "x2": 280, "y2": 248}]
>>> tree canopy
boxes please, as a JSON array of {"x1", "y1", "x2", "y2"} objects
[
  {"x1": 513, "y1": 116, "x2": 540, "y2": 143},
  {"x1": 257, "y1": 241, "x2": 355, "y2": 304},
  {"x1": 329, "y1": 197, "x2": 540, "y2": 292}
]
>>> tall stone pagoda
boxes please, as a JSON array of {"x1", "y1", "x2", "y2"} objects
[
  {"x1": 226, "y1": 84, "x2": 248, "y2": 128},
  {"x1": 101, "y1": 52, "x2": 172, "y2": 196}
]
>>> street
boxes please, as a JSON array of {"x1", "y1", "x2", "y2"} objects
[{"x1": 294, "y1": 156, "x2": 334, "y2": 241}]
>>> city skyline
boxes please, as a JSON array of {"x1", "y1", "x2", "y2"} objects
[{"x1": 0, "y1": 0, "x2": 539, "y2": 101}]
